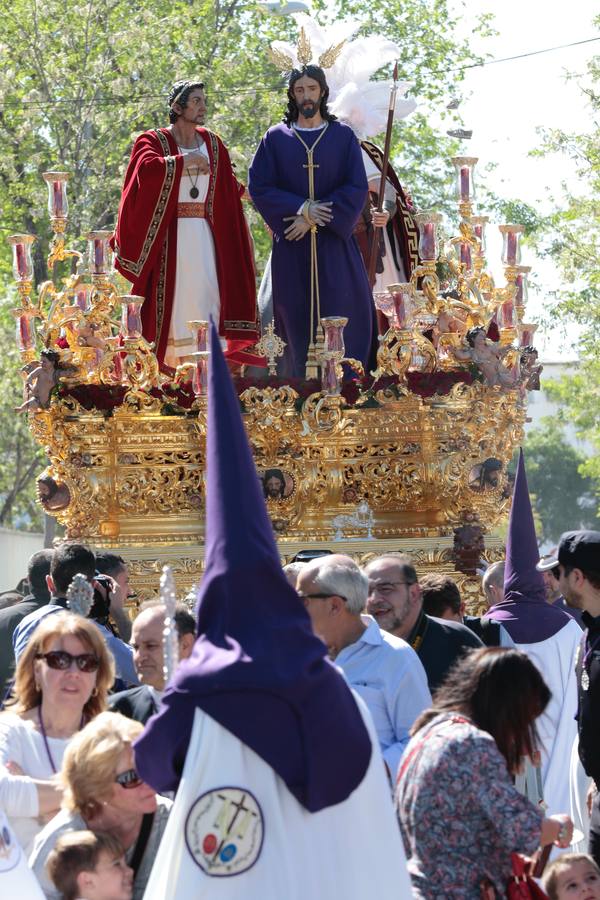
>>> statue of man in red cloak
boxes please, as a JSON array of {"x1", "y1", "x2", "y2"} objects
[{"x1": 111, "y1": 79, "x2": 260, "y2": 372}]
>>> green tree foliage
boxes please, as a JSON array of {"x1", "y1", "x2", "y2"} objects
[
  {"x1": 0, "y1": 0, "x2": 491, "y2": 527},
  {"x1": 530, "y1": 36, "x2": 600, "y2": 491},
  {"x1": 524, "y1": 420, "x2": 598, "y2": 543}
]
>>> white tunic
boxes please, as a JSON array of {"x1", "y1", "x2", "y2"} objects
[
  {"x1": 164, "y1": 142, "x2": 220, "y2": 370},
  {"x1": 361, "y1": 149, "x2": 408, "y2": 293},
  {"x1": 516, "y1": 620, "x2": 581, "y2": 817},
  {"x1": 142, "y1": 698, "x2": 414, "y2": 899}
]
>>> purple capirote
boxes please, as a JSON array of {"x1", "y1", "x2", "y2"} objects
[
  {"x1": 488, "y1": 448, "x2": 572, "y2": 643},
  {"x1": 134, "y1": 321, "x2": 371, "y2": 812}
]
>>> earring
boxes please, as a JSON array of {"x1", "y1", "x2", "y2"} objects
[
  {"x1": 35, "y1": 681, "x2": 41, "y2": 692},
  {"x1": 91, "y1": 687, "x2": 98, "y2": 697}
]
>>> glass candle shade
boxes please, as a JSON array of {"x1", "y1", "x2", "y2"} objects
[
  {"x1": 388, "y1": 283, "x2": 413, "y2": 329},
  {"x1": 8, "y1": 234, "x2": 36, "y2": 281},
  {"x1": 373, "y1": 291, "x2": 395, "y2": 325},
  {"x1": 514, "y1": 266, "x2": 531, "y2": 305},
  {"x1": 470, "y1": 216, "x2": 488, "y2": 256},
  {"x1": 321, "y1": 316, "x2": 347, "y2": 358},
  {"x1": 120, "y1": 295, "x2": 145, "y2": 340},
  {"x1": 42, "y1": 172, "x2": 70, "y2": 219},
  {"x1": 187, "y1": 320, "x2": 209, "y2": 353},
  {"x1": 459, "y1": 242, "x2": 473, "y2": 272},
  {"x1": 414, "y1": 212, "x2": 442, "y2": 262},
  {"x1": 191, "y1": 350, "x2": 210, "y2": 399},
  {"x1": 498, "y1": 299, "x2": 516, "y2": 329},
  {"x1": 519, "y1": 323, "x2": 537, "y2": 347},
  {"x1": 11, "y1": 308, "x2": 38, "y2": 353},
  {"x1": 452, "y1": 157, "x2": 478, "y2": 203},
  {"x1": 499, "y1": 225, "x2": 524, "y2": 266},
  {"x1": 72, "y1": 282, "x2": 93, "y2": 313},
  {"x1": 321, "y1": 357, "x2": 341, "y2": 395},
  {"x1": 87, "y1": 231, "x2": 113, "y2": 276}
]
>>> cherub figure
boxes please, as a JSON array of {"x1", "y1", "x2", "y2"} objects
[
  {"x1": 454, "y1": 326, "x2": 517, "y2": 388},
  {"x1": 519, "y1": 345, "x2": 543, "y2": 391},
  {"x1": 15, "y1": 349, "x2": 62, "y2": 412}
]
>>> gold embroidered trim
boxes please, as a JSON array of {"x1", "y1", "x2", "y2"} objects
[
  {"x1": 177, "y1": 202, "x2": 206, "y2": 218},
  {"x1": 115, "y1": 132, "x2": 177, "y2": 277}
]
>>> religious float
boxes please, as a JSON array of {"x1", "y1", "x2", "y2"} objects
[{"x1": 7, "y1": 150, "x2": 541, "y2": 613}]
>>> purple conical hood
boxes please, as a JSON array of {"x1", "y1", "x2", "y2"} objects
[
  {"x1": 488, "y1": 448, "x2": 572, "y2": 642},
  {"x1": 136, "y1": 322, "x2": 371, "y2": 811}
]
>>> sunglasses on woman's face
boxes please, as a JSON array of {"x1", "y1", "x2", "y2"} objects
[
  {"x1": 35, "y1": 650, "x2": 100, "y2": 673},
  {"x1": 115, "y1": 768, "x2": 144, "y2": 790}
]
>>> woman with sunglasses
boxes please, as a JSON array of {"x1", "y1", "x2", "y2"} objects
[
  {"x1": 0, "y1": 612, "x2": 114, "y2": 854},
  {"x1": 30, "y1": 712, "x2": 171, "y2": 900}
]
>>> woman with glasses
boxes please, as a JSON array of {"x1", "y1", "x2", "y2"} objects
[
  {"x1": 0, "y1": 612, "x2": 114, "y2": 853},
  {"x1": 30, "y1": 712, "x2": 171, "y2": 900}
]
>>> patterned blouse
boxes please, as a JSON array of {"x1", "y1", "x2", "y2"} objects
[{"x1": 395, "y1": 712, "x2": 543, "y2": 899}]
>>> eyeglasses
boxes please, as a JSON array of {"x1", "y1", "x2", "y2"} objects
[
  {"x1": 115, "y1": 768, "x2": 144, "y2": 790},
  {"x1": 368, "y1": 581, "x2": 414, "y2": 597},
  {"x1": 297, "y1": 592, "x2": 347, "y2": 605},
  {"x1": 36, "y1": 651, "x2": 100, "y2": 673}
]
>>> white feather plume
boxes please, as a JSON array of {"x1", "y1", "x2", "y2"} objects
[{"x1": 331, "y1": 80, "x2": 417, "y2": 139}]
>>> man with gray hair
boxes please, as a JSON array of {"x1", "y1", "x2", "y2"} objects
[
  {"x1": 297, "y1": 553, "x2": 431, "y2": 779},
  {"x1": 482, "y1": 560, "x2": 505, "y2": 609}
]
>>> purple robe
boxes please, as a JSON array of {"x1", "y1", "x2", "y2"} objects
[{"x1": 249, "y1": 121, "x2": 376, "y2": 377}]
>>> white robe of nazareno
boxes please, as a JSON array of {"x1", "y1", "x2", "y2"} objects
[
  {"x1": 142, "y1": 697, "x2": 414, "y2": 899},
  {"x1": 516, "y1": 620, "x2": 582, "y2": 817},
  {"x1": 163, "y1": 142, "x2": 220, "y2": 370},
  {"x1": 0, "y1": 811, "x2": 45, "y2": 898}
]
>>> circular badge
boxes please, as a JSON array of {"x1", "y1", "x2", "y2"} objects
[
  {"x1": 185, "y1": 787, "x2": 264, "y2": 877},
  {"x1": 0, "y1": 813, "x2": 21, "y2": 873}
]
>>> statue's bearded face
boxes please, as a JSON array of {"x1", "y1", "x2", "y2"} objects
[{"x1": 291, "y1": 75, "x2": 323, "y2": 118}]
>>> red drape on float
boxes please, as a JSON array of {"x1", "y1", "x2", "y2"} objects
[{"x1": 111, "y1": 127, "x2": 261, "y2": 370}]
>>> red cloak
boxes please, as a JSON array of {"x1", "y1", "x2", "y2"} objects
[{"x1": 111, "y1": 127, "x2": 261, "y2": 370}]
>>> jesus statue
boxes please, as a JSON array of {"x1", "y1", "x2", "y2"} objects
[{"x1": 248, "y1": 65, "x2": 376, "y2": 378}]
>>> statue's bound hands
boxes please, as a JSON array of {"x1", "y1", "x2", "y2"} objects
[
  {"x1": 307, "y1": 201, "x2": 333, "y2": 226},
  {"x1": 284, "y1": 216, "x2": 312, "y2": 241}
]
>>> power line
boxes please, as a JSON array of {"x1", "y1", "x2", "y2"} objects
[{"x1": 0, "y1": 35, "x2": 598, "y2": 112}]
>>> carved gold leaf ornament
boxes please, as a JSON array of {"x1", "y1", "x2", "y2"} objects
[
  {"x1": 267, "y1": 46, "x2": 295, "y2": 71},
  {"x1": 296, "y1": 26, "x2": 312, "y2": 66},
  {"x1": 318, "y1": 39, "x2": 347, "y2": 69}
]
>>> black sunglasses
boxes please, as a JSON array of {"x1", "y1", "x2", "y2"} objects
[
  {"x1": 115, "y1": 768, "x2": 144, "y2": 790},
  {"x1": 36, "y1": 650, "x2": 100, "y2": 673}
]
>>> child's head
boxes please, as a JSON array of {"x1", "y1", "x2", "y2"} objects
[
  {"x1": 542, "y1": 853, "x2": 600, "y2": 900},
  {"x1": 47, "y1": 830, "x2": 133, "y2": 900}
]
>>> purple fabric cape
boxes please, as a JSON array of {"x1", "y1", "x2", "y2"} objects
[
  {"x1": 134, "y1": 323, "x2": 371, "y2": 812},
  {"x1": 248, "y1": 121, "x2": 376, "y2": 378},
  {"x1": 488, "y1": 448, "x2": 572, "y2": 643}
]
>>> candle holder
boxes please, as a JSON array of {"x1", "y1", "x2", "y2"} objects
[
  {"x1": 187, "y1": 320, "x2": 209, "y2": 353},
  {"x1": 387, "y1": 283, "x2": 414, "y2": 329},
  {"x1": 499, "y1": 224, "x2": 524, "y2": 268},
  {"x1": 414, "y1": 211, "x2": 442, "y2": 263},
  {"x1": 514, "y1": 265, "x2": 531, "y2": 320},
  {"x1": 451, "y1": 157, "x2": 478, "y2": 218},
  {"x1": 70, "y1": 278, "x2": 94, "y2": 313},
  {"x1": 8, "y1": 234, "x2": 36, "y2": 284},
  {"x1": 191, "y1": 350, "x2": 210, "y2": 401},
  {"x1": 11, "y1": 307, "x2": 40, "y2": 363},
  {"x1": 43, "y1": 171, "x2": 70, "y2": 220},
  {"x1": 88, "y1": 231, "x2": 113, "y2": 278},
  {"x1": 120, "y1": 295, "x2": 145, "y2": 341},
  {"x1": 518, "y1": 323, "x2": 537, "y2": 347},
  {"x1": 470, "y1": 215, "x2": 489, "y2": 274},
  {"x1": 320, "y1": 316, "x2": 347, "y2": 395}
]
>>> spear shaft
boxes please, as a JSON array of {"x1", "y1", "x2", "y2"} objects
[{"x1": 367, "y1": 62, "x2": 399, "y2": 288}]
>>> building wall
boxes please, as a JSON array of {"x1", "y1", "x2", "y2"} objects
[
  {"x1": 525, "y1": 359, "x2": 592, "y2": 453},
  {"x1": 0, "y1": 528, "x2": 44, "y2": 592}
]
